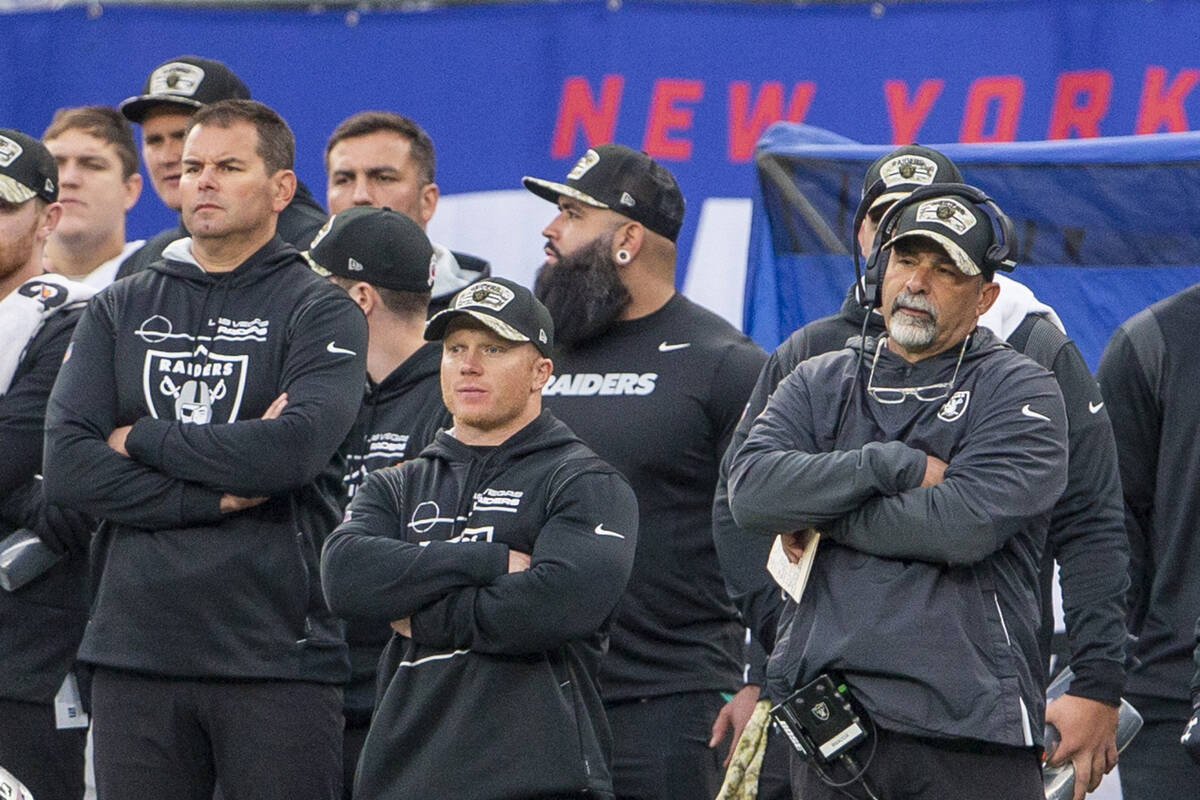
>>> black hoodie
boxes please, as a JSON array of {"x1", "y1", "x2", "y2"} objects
[
  {"x1": 322, "y1": 411, "x2": 637, "y2": 800},
  {"x1": 44, "y1": 235, "x2": 366, "y2": 683}
]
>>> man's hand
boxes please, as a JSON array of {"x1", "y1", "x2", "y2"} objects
[
  {"x1": 921, "y1": 454, "x2": 948, "y2": 487},
  {"x1": 780, "y1": 530, "x2": 816, "y2": 564},
  {"x1": 708, "y1": 684, "x2": 761, "y2": 768},
  {"x1": 391, "y1": 618, "x2": 412, "y2": 637},
  {"x1": 1045, "y1": 694, "x2": 1119, "y2": 800},
  {"x1": 508, "y1": 549, "x2": 531, "y2": 573},
  {"x1": 1182, "y1": 703, "x2": 1200, "y2": 766},
  {"x1": 106, "y1": 425, "x2": 132, "y2": 456},
  {"x1": 216, "y1": 394, "x2": 287, "y2": 514}
]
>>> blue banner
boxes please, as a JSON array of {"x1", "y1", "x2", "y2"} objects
[{"x1": 4, "y1": 0, "x2": 1200, "y2": 338}]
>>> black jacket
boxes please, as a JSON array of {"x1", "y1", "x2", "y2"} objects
[
  {"x1": 340, "y1": 340, "x2": 450, "y2": 724},
  {"x1": 714, "y1": 286, "x2": 1129, "y2": 704},
  {"x1": 44, "y1": 235, "x2": 367, "y2": 683},
  {"x1": 322, "y1": 411, "x2": 637, "y2": 800},
  {"x1": 1098, "y1": 284, "x2": 1200, "y2": 722},
  {"x1": 115, "y1": 181, "x2": 328, "y2": 280},
  {"x1": 0, "y1": 303, "x2": 86, "y2": 703},
  {"x1": 730, "y1": 329, "x2": 1068, "y2": 747}
]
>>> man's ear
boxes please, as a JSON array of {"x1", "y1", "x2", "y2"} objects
[
  {"x1": 976, "y1": 279, "x2": 1001, "y2": 317},
  {"x1": 271, "y1": 169, "x2": 297, "y2": 213},
  {"x1": 349, "y1": 281, "x2": 375, "y2": 315},
  {"x1": 612, "y1": 221, "x2": 644, "y2": 264},
  {"x1": 418, "y1": 182, "x2": 439, "y2": 228}
]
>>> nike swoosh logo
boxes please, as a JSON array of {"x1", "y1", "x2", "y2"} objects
[
  {"x1": 1088, "y1": 401, "x2": 1104, "y2": 414},
  {"x1": 594, "y1": 523, "x2": 625, "y2": 539},
  {"x1": 658, "y1": 341, "x2": 690, "y2": 352},
  {"x1": 327, "y1": 341, "x2": 356, "y2": 356},
  {"x1": 1021, "y1": 404, "x2": 1051, "y2": 421}
]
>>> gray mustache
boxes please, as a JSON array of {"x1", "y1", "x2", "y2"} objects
[{"x1": 892, "y1": 291, "x2": 937, "y2": 321}]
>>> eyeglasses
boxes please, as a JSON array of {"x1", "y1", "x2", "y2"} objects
[{"x1": 866, "y1": 335, "x2": 968, "y2": 404}]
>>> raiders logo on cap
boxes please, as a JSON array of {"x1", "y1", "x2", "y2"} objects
[
  {"x1": 880, "y1": 155, "x2": 938, "y2": 188},
  {"x1": 0, "y1": 135, "x2": 22, "y2": 168},
  {"x1": 915, "y1": 198, "x2": 978, "y2": 235},
  {"x1": 567, "y1": 149, "x2": 601, "y2": 180},
  {"x1": 148, "y1": 62, "x2": 206, "y2": 97},
  {"x1": 457, "y1": 281, "x2": 515, "y2": 312}
]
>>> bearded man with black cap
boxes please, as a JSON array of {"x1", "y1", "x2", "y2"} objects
[
  {"x1": 713, "y1": 145, "x2": 1129, "y2": 800},
  {"x1": 729, "y1": 187, "x2": 1068, "y2": 799},
  {"x1": 322, "y1": 277, "x2": 637, "y2": 800},
  {"x1": 116, "y1": 54, "x2": 327, "y2": 277},
  {"x1": 524, "y1": 144, "x2": 767, "y2": 800}
]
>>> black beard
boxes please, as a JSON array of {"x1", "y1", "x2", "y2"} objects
[{"x1": 534, "y1": 237, "x2": 631, "y2": 349}]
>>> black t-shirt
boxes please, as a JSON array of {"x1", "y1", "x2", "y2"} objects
[{"x1": 542, "y1": 293, "x2": 766, "y2": 700}]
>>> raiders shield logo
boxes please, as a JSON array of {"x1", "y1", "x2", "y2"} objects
[
  {"x1": 938, "y1": 390, "x2": 971, "y2": 422},
  {"x1": 148, "y1": 62, "x2": 205, "y2": 97},
  {"x1": 567, "y1": 149, "x2": 601, "y2": 180},
  {"x1": 18, "y1": 280, "x2": 68, "y2": 310},
  {"x1": 812, "y1": 702, "x2": 831, "y2": 722},
  {"x1": 142, "y1": 348, "x2": 248, "y2": 424}
]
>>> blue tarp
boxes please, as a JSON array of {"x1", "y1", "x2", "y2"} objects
[{"x1": 746, "y1": 125, "x2": 1200, "y2": 368}]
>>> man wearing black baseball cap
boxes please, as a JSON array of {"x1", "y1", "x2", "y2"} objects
[
  {"x1": 323, "y1": 276, "x2": 638, "y2": 800},
  {"x1": 115, "y1": 55, "x2": 326, "y2": 278},
  {"x1": 713, "y1": 148, "x2": 1129, "y2": 800},
  {"x1": 304, "y1": 205, "x2": 449, "y2": 797},
  {"x1": 525, "y1": 144, "x2": 767, "y2": 800},
  {"x1": 729, "y1": 187, "x2": 1068, "y2": 800},
  {"x1": 0, "y1": 128, "x2": 97, "y2": 800}
]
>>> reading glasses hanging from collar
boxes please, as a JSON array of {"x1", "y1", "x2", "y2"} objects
[{"x1": 866, "y1": 335, "x2": 969, "y2": 404}]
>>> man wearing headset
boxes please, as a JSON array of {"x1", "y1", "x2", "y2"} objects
[
  {"x1": 728, "y1": 186, "x2": 1068, "y2": 798},
  {"x1": 712, "y1": 147, "x2": 1128, "y2": 800}
]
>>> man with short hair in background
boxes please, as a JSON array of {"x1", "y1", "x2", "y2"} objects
[
  {"x1": 42, "y1": 105, "x2": 144, "y2": 288},
  {"x1": 303, "y1": 204, "x2": 450, "y2": 795},
  {"x1": 116, "y1": 54, "x2": 327, "y2": 277},
  {"x1": 44, "y1": 100, "x2": 366, "y2": 800},
  {"x1": 324, "y1": 111, "x2": 489, "y2": 312}
]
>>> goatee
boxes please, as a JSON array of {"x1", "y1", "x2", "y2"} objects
[{"x1": 534, "y1": 236, "x2": 631, "y2": 349}]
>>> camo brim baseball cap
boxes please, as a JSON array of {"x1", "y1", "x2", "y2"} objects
[
  {"x1": 862, "y1": 145, "x2": 963, "y2": 213},
  {"x1": 425, "y1": 277, "x2": 554, "y2": 357},
  {"x1": 120, "y1": 55, "x2": 252, "y2": 123},
  {"x1": 886, "y1": 194, "x2": 994, "y2": 277},
  {"x1": 523, "y1": 144, "x2": 685, "y2": 242},
  {"x1": 0, "y1": 128, "x2": 57, "y2": 204}
]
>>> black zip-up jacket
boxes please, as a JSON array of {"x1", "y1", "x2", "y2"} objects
[
  {"x1": 0, "y1": 303, "x2": 86, "y2": 704},
  {"x1": 44, "y1": 235, "x2": 367, "y2": 683},
  {"x1": 714, "y1": 286, "x2": 1129, "y2": 704},
  {"x1": 730, "y1": 329, "x2": 1068, "y2": 747},
  {"x1": 321, "y1": 411, "x2": 638, "y2": 800},
  {"x1": 1098, "y1": 284, "x2": 1200, "y2": 722},
  {"x1": 115, "y1": 181, "x2": 328, "y2": 280},
  {"x1": 340, "y1": 340, "x2": 449, "y2": 724}
]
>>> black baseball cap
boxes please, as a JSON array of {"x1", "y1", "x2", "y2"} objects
[
  {"x1": 425, "y1": 278, "x2": 554, "y2": 358},
  {"x1": 304, "y1": 207, "x2": 435, "y2": 293},
  {"x1": 862, "y1": 145, "x2": 963, "y2": 213},
  {"x1": 120, "y1": 56, "x2": 252, "y2": 123},
  {"x1": 885, "y1": 194, "x2": 996, "y2": 278},
  {"x1": 523, "y1": 144, "x2": 685, "y2": 242},
  {"x1": 0, "y1": 128, "x2": 57, "y2": 204}
]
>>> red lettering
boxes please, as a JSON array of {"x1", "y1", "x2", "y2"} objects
[
  {"x1": 550, "y1": 75, "x2": 624, "y2": 159},
  {"x1": 642, "y1": 79, "x2": 704, "y2": 161},
  {"x1": 1047, "y1": 69, "x2": 1112, "y2": 139},
  {"x1": 1135, "y1": 66, "x2": 1200, "y2": 134},
  {"x1": 959, "y1": 76, "x2": 1024, "y2": 143},
  {"x1": 883, "y1": 79, "x2": 944, "y2": 144},
  {"x1": 727, "y1": 81, "x2": 816, "y2": 162}
]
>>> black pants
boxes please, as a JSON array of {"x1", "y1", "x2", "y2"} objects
[
  {"x1": 342, "y1": 721, "x2": 369, "y2": 800},
  {"x1": 90, "y1": 668, "x2": 342, "y2": 800},
  {"x1": 605, "y1": 690, "x2": 726, "y2": 800},
  {"x1": 1118, "y1": 718, "x2": 1200, "y2": 799},
  {"x1": 788, "y1": 727, "x2": 1043, "y2": 800},
  {"x1": 0, "y1": 697, "x2": 87, "y2": 800}
]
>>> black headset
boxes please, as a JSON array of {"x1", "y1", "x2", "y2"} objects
[{"x1": 858, "y1": 182, "x2": 1017, "y2": 308}]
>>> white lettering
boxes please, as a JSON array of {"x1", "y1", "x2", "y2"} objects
[{"x1": 542, "y1": 373, "x2": 658, "y2": 397}]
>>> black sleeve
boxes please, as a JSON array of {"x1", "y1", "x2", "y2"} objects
[
  {"x1": 0, "y1": 315, "x2": 74, "y2": 494},
  {"x1": 408, "y1": 469, "x2": 638, "y2": 655},
  {"x1": 707, "y1": 338, "x2": 768, "y2": 461},
  {"x1": 1096, "y1": 323, "x2": 1159, "y2": 639},
  {"x1": 320, "y1": 468, "x2": 511, "y2": 621},
  {"x1": 712, "y1": 342, "x2": 797, "y2": 644},
  {"x1": 123, "y1": 293, "x2": 368, "y2": 496},
  {"x1": 43, "y1": 297, "x2": 226, "y2": 528},
  {"x1": 1046, "y1": 340, "x2": 1128, "y2": 705},
  {"x1": 1192, "y1": 613, "x2": 1200, "y2": 707}
]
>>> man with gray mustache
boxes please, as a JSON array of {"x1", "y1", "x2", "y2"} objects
[{"x1": 729, "y1": 187, "x2": 1068, "y2": 799}]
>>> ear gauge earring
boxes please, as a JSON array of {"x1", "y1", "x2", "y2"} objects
[{"x1": 616, "y1": 249, "x2": 632, "y2": 264}]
